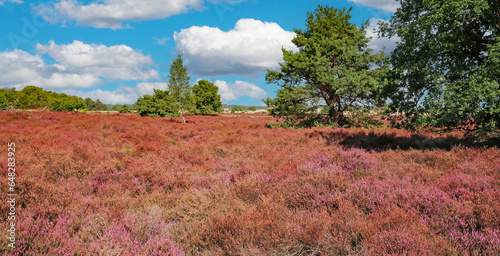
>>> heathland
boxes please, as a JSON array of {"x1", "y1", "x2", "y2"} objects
[{"x1": 1, "y1": 111, "x2": 499, "y2": 255}]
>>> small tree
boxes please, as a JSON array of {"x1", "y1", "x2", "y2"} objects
[
  {"x1": 248, "y1": 106, "x2": 257, "y2": 111},
  {"x1": 169, "y1": 54, "x2": 194, "y2": 123},
  {"x1": 118, "y1": 105, "x2": 131, "y2": 113},
  {"x1": 231, "y1": 105, "x2": 245, "y2": 113},
  {"x1": 192, "y1": 80, "x2": 223, "y2": 115},
  {"x1": 135, "y1": 89, "x2": 177, "y2": 117},
  {"x1": 95, "y1": 99, "x2": 108, "y2": 111}
]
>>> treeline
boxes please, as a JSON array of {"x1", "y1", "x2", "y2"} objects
[
  {"x1": 134, "y1": 54, "x2": 223, "y2": 121},
  {"x1": 0, "y1": 86, "x2": 107, "y2": 112}
]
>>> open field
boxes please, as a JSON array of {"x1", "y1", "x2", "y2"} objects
[{"x1": 1, "y1": 111, "x2": 499, "y2": 255}]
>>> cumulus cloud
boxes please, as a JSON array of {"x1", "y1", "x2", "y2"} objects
[
  {"x1": 366, "y1": 18, "x2": 400, "y2": 54},
  {"x1": 174, "y1": 19, "x2": 297, "y2": 78},
  {"x1": 214, "y1": 80, "x2": 266, "y2": 102},
  {"x1": 0, "y1": 41, "x2": 158, "y2": 90},
  {"x1": 347, "y1": 0, "x2": 399, "y2": 13},
  {"x1": 34, "y1": 0, "x2": 242, "y2": 29},
  {"x1": 0, "y1": 0, "x2": 23, "y2": 5},
  {"x1": 62, "y1": 82, "x2": 168, "y2": 104},
  {"x1": 37, "y1": 40, "x2": 158, "y2": 80}
]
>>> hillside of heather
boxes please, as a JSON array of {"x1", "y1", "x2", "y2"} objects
[{"x1": 1, "y1": 111, "x2": 499, "y2": 255}]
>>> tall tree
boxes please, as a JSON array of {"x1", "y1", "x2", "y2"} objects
[
  {"x1": 380, "y1": 0, "x2": 500, "y2": 133},
  {"x1": 266, "y1": 5, "x2": 388, "y2": 126},
  {"x1": 192, "y1": 80, "x2": 223, "y2": 115},
  {"x1": 168, "y1": 54, "x2": 194, "y2": 123}
]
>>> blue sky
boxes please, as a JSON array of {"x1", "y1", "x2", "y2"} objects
[{"x1": 0, "y1": 0, "x2": 399, "y2": 106}]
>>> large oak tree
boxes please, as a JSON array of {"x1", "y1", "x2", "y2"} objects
[{"x1": 380, "y1": 0, "x2": 500, "y2": 133}]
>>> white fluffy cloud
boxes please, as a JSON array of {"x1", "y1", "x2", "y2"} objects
[
  {"x1": 366, "y1": 18, "x2": 400, "y2": 53},
  {"x1": 34, "y1": 0, "x2": 241, "y2": 29},
  {"x1": 0, "y1": 0, "x2": 23, "y2": 5},
  {"x1": 37, "y1": 40, "x2": 157, "y2": 80},
  {"x1": 174, "y1": 18, "x2": 297, "y2": 78},
  {"x1": 347, "y1": 0, "x2": 399, "y2": 13},
  {"x1": 0, "y1": 41, "x2": 158, "y2": 90},
  {"x1": 62, "y1": 82, "x2": 168, "y2": 104},
  {"x1": 214, "y1": 80, "x2": 266, "y2": 102}
]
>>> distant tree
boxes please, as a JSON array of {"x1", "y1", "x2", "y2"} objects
[
  {"x1": 135, "y1": 89, "x2": 177, "y2": 117},
  {"x1": 192, "y1": 80, "x2": 223, "y2": 115},
  {"x1": 16, "y1": 86, "x2": 50, "y2": 109},
  {"x1": 266, "y1": 5, "x2": 388, "y2": 126},
  {"x1": 118, "y1": 105, "x2": 131, "y2": 113},
  {"x1": 95, "y1": 100, "x2": 107, "y2": 111},
  {"x1": 231, "y1": 105, "x2": 245, "y2": 113},
  {"x1": 0, "y1": 95, "x2": 8, "y2": 109},
  {"x1": 247, "y1": 106, "x2": 257, "y2": 111},
  {"x1": 0, "y1": 88, "x2": 17, "y2": 108},
  {"x1": 379, "y1": 0, "x2": 500, "y2": 133},
  {"x1": 84, "y1": 98, "x2": 97, "y2": 110},
  {"x1": 169, "y1": 54, "x2": 194, "y2": 122},
  {"x1": 50, "y1": 95, "x2": 86, "y2": 112},
  {"x1": 111, "y1": 105, "x2": 119, "y2": 111}
]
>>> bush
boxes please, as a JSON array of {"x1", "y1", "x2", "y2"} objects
[
  {"x1": 231, "y1": 105, "x2": 245, "y2": 113},
  {"x1": 118, "y1": 105, "x2": 131, "y2": 113}
]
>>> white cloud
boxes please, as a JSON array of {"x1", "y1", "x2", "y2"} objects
[
  {"x1": 34, "y1": 0, "x2": 242, "y2": 29},
  {"x1": 153, "y1": 37, "x2": 169, "y2": 46},
  {"x1": 0, "y1": 41, "x2": 158, "y2": 90},
  {"x1": 347, "y1": 0, "x2": 399, "y2": 13},
  {"x1": 366, "y1": 18, "x2": 399, "y2": 54},
  {"x1": 62, "y1": 82, "x2": 169, "y2": 104},
  {"x1": 214, "y1": 80, "x2": 266, "y2": 102},
  {"x1": 36, "y1": 40, "x2": 157, "y2": 80},
  {"x1": 0, "y1": 49, "x2": 101, "y2": 89},
  {"x1": 0, "y1": 0, "x2": 23, "y2": 5},
  {"x1": 174, "y1": 18, "x2": 297, "y2": 78}
]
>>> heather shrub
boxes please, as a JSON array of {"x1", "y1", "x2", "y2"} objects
[{"x1": 1, "y1": 111, "x2": 499, "y2": 255}]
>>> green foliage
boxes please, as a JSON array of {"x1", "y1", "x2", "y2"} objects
[
  {"x1": 380, "y1": 0, "x2": 500, "y2": 133},
  {"x1": 16, "y1": 86, "x2": 51, "y2": 109},
  {"x1": 266, "y1": 5, "x2": 388, "y2": 126},
  {"x1": 192, "y1": 80, "x2": 223, "y2": 115},
  {"x1": 247, "y1": 106, "x2": 257, "y2": 111},
  {"x1": 231, "y1": 105, "x2": 245, "y2": 113},
  {"x1": 84, "y1": 98, "x2": 108, "y2": 111},
  {"x1": 169, "y1": 54, "x2": 194, "y2": 120},
  {"x1": 264, "y1": 85, "x2": 316, "y2": 124},
  {"x1": 135, "y1": 89, "x2": 178, "y2": 117},
  {"x1": 49, "y1": 95, "x2": 86, "y2": 112},
  {"x1": 118, "y1": 105, "x2": 131, "y2": 113},
  {"x1": 0, "y1": 88, "x2": 17, "y2": 108}
]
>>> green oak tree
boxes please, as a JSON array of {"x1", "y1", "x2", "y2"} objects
[
  {"x1": 380, "y1": 0, "x2": 500, "y2": 133},
  {"x1": 192, "y1": 80, "x2": 223, "y2": 115},
  {"x1": 266, "y1": 5, "x2": 388, "y2": 126}
]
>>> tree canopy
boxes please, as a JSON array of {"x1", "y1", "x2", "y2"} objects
[
  {"x1": 265, "y1": 5, "x2": 388, "y2": 126},
  {"x1": 0, "y1": 86, "x2": 88, "y2": 112},
  {"x1": 380, "y1": 0, "x2": 500, "y2": 133},
  {"x1": 135, "y1": 89, "x2": 177, "y2": 117},
  {"x1": 192, "y1": 80, "x2": 223, "y2": 115}
]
